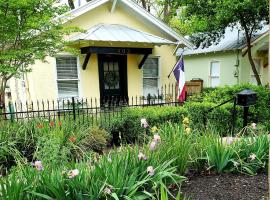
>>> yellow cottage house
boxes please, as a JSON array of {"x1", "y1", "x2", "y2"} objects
[{"x1": 7, "y1": 0, "x2": 192, "y2": 106}]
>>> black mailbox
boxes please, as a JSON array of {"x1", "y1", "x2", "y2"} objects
[{"x1": 237, "y1": 89, "x2": 257, "y2": 107}]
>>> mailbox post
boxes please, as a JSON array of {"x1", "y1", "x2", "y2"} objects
[{"x1": 237, "y1": 89, "x2": 257, "y2": 128}]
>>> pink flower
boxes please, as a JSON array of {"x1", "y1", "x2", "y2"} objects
[
  {"x1": 222, "y1": 137, "x2": 234, "y2": 145},
  {"x1": 138, "y1": 152, "x2": 147, "y2": 160},
  {"x1": 147, "y1": 166, "x2": 155, "y2": 176},
  {"x1": 33, "y1": 160, "x2": 43, "y2": 171},
  {"x1": 153, "y1": 134, "x2": 161, "y2": 142},
  {"x1": 141, "y1": 118, "x2": 149, "y2": 128},
  {"x1": 68, "y1": 169, "x2": 79, "y2": 179},
  {"x1": 149, "y1": 140, "x2": 157, "y2": 151},
  {"x1": 251, "y1": 123, "x2": 256, "y2": 129}
]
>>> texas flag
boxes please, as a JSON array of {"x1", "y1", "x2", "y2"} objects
[{"x1": 173, "y1": 57, "x2": 186, "y2": 102}]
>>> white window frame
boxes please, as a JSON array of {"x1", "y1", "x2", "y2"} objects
[
  {"x1": 54, "y1": 55, "x2": 81, "y2": 99},
  {"x1": 142, "y1": 56, "x2": 160, "y2": 97},
  {"x1": 209, "y1": 60, "x2": 220, "y2": 88},
  {"x1": 250, "y1": 57, "x2": 262, "y2": 84}
]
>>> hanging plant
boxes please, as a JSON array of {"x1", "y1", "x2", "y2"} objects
[{"x1": 104, "y1": 71, "x2": 119, "y2": 88}]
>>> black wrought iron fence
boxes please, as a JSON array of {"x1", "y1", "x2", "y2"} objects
[{"x1": 0, "y1": 83, "x2": 186, "y2": 126}]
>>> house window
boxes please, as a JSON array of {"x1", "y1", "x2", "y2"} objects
[
  {"x1": 250, "y1": 58, "x2": 262, "y2": 84},
  {"x1": 56, "y1": 56, "x2": 79, "y2": 98},
  {"x1": 210, "y1": 61, "x2": 220, "y2": 87},
  {"x1": 143, "y1": 57, "x2": 159, "y2": 97}
]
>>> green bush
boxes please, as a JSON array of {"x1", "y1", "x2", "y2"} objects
[
  {"x1": 185, "y1": 102, "x2": 243, "y2": 134},
  {"x1": 78, "y1": 127, "x2": 111, "y2": 154},
  {"x1": 104, "y1": 106, "x2": 188, "y2": 144},
  {"x1": 104, "y1": 101, "x2": 244, "y2": 143},
  {"x1": 188, "y1": 84, "x2": 270, "y2": 124}
]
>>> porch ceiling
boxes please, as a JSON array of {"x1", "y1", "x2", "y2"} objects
[{"x1": 69, "y1": 24, "x2": 176, "y2": 46}]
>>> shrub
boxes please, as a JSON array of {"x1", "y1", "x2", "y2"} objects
[
  {"x1": 185, "y1": 102, "x2": 243, "y2": 134},
  {"x1": 188, "y1": 84, "x2": 270, "y2": 125},
  {"x1": 104, "y1": 101, "x2": 244, "y2": 143},
  {"x1": 78, "y1": 127, "x2": 111, "y2": 154},
  {"x1": 104, "y1": 106, "x2": 188, "y2": 144}
]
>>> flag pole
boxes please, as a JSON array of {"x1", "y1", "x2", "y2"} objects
[{"x1": 167, "y1": 49, "x2": 185, "y2": 78}]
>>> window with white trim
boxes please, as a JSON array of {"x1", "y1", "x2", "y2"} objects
[
  {"x1": 143, "y1": 57, "x2": 159, "y2": 97},
  {"x1": 210, "y1": 61, "x2": 220, "y2": 87},
  {"x1": 250, "y1": 58, "x2": 262, "y2": 84},
  {"x1": 56, "y1": 56, "x2": 79, "y2": 98}
]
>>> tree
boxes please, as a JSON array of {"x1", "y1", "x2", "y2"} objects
[
  {"x1": 180, "y1": 0, "x2": 269, "y2": 85},
  {"x1": 68, "y1": 0, "x2": 75, "y2": 9},
  {"x1": 0, "y1": 0, "x2": 78, "y2": 108}
]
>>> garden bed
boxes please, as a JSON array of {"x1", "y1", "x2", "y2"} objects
[{"x1": 181, "y1": 173, "x2": 268, "y2": 200}]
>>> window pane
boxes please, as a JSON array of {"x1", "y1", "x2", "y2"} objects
[
  {"x1": 210, "y1": 61, "x2": 220, "y2": 76},
  {"x1": 143, "y1": 78, "x2": 158, "y2": 96},
  {"x1": 57, "y1": 80, "x2": 78, "y2": 98},
  {"x1": 142, "y1": 58, "x2": 159, "y2": 97},
  {"x1": 210, "y1": 77, "x2": 220, "y2": 88},
  {"x1": 56, "y1": 57, "x2": 78, "y2": 79},
  {"x1": 143, "y1": 58, "x2": 158, "y2": 77}
]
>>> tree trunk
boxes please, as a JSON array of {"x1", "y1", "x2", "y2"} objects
[
  {"x1": 246, "y1": 36, "x2": 262, "y2": 85},
  {"x1": 0, "y1": 78, "x2": 7, "y2": 116},
  {"x1": 140, "y1": 0, "x2": 147, "y2": 9},
  {"x1": 68, "y1": 0, "x2": 75, "y2": 10},
  {"x1": 163, "y1": 2, "x2": 169, "y2": 23}
]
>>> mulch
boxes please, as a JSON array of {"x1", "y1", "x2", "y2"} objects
[{"x1": 180, "y1": 173, "x2": 268, "y2": 200}]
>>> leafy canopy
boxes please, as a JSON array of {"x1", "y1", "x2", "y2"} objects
[
  {"x1": 0, "y1": 0, "x2": 78, "y2": 81},
  {"x1": 179, "y1": 0, "x2": 269, "y2": 47}
]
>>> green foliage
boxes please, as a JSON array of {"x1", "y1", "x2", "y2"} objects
[
  {"x1": 0, "y1": 0, "x2": 80, "y2": 100},
  {"x1": 189, "y1": 84, "x2": 270, "y2": 127},
  {"x1": 157, "y1": 185, "x2": 189, "y2": 200},
  {"x1": 105, "y1": 106, "x2": 188, "y2": 143},
  {"x1": 180, "y1": 0, "x2": 269, "y2": 48},
  {"x1": 78, "y1": 127, "x2": 111, "y2": 154},
  {"x1": 233, "y1": 135, "x2": 269, "y2": 175},
  {"x1": 205, "y1": 136, "x2": 234, "y2": 173},
  {"x1": 0, "y1": 146, "x2": 185, "y2": 200},
  {"x1": 157, "y1": 123, "x2": 192, "y2": 175}
]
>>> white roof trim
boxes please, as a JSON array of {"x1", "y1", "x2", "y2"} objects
[
  {"x1": 58, "y1": 0, "x2": 193, "y2": 48},
  {"x1": 242, "y1": 31, "x2": 269, "y2": 52}
]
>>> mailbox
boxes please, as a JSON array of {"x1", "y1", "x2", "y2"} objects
[{"x1": 237, "y1": 89, "x2": 257, "y2": 107}]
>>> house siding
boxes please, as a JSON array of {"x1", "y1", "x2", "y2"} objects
[{"x1": 184, "y1": 51, "x2": 238, "y2": 87}]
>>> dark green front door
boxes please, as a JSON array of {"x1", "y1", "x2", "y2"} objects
[{"x1": 98, "y1": 54, "x2": 128, "y2": 104}]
